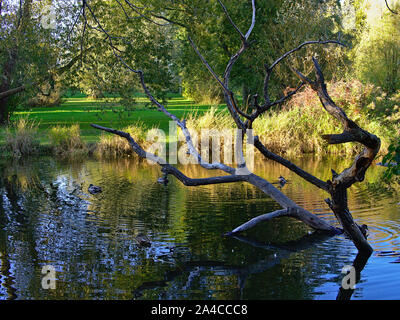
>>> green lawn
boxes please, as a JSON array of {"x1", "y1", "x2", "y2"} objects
[{"x1": 1, "y1": 95, "x2": 224, "y2": 145}]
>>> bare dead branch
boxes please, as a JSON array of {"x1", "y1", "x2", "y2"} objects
[
  {"x1": 263, "y1": 39, "x2": 346, "y2": 107},
  {"x1": 252, "y1": 137, "x2": 330, "y2": 191},
  {"x1": 244, "y1": 0, "x2": 256, "y2": 40},
  {"x1": 86, "y1": 1, "x2": 337, "y2": 238},
  {"x1": 81, "y1": 3, "x2": 234, "y2": 175},
  {"x1": 219, "y1": 0, "x2": 257, "y2": 124},
  {"x1": 91, "y1": 124, "x2": 243, "y2": 186},
  {"x1": 217, "y1": 0, "x2": 245, "y2": 40},
  {"x1": 187, "y1": 36, "x2": 228, "y2": 92},
  {"x1": 84, "y1": 0, "x2": 376, "y2": 254},
  {"x1": 188, "y1": 36, "x2": 249, "y2": 129},
  {"x1": 225, "y1": 207, "x2": 341, "y2": 236},
  {"x1": 298, "y1": 57, "x2": 381, "y2": 185},
  {"x1": 293, "y1": 57, "x2": 379, "y2": 254},
  {"x1": 249, "y1": 82, "x2": 305, "y2": 123},
  {"x1": 217, "y1": 0, "x2": 255, "y2": 41},
  {"x1": 225, "y1": 208, "x2": 293, "y2": 235},
  {"x1": 90, "y1": 124, "x2": 338, "y2": 237},
  {"x1": 385, "y1": 0, "x2": 398, "y2": 14}
]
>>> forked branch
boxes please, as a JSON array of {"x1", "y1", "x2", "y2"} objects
[
  {"x1": 84, "y1": 0, "x2": 377, "y2": 254},
  {"x1": 292, "y1": 57, "x2": 379, "y2": 254}
]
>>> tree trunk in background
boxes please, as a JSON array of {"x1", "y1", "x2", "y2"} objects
[
  {"x1": 0, "y1": 57, "x2": 14, "y2": 125},
  {"x1": 0, "y1": 55, "x2": 16, "y2": 125},
  {"x1": 242, "y1": 84, "x2": 249, "y2": 106},
  {"x1": 0, "y1": 0, "x2": 33, "y2": 125},
  {"x1": 0, "y1": 97, "x2": 9, "y2": 125}
]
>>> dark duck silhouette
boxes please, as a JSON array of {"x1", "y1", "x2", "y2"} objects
[
  {"x1": 88, "y1": 184, "x2": 102, "y2": 194},
  {"x1": 157, "y1": 173, "x2": 169, "y2": 186},
  {"x1": 278, "y1": 175, "x2": 287, "y2": 187},
  {"x1": 135, "y1": 233, "x2": 151, "y2": 247}
]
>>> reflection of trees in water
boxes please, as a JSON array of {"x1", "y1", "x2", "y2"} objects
[
  {"x1": 0, "y1": 158, "x2": 186, "y2": 299},
  {"x1": 0, "y1": 157, "x2": 379, "y2": 299},
  {"x1": 133, "y1": 233, "x2": 366, "y2": 300},
  {"x1": 0, "y1": 159, "x2": 47, "y2": 299}
]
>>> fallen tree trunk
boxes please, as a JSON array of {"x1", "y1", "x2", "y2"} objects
[{"x1": 83, "y1": 0, "x2": 378, "y2": 255}]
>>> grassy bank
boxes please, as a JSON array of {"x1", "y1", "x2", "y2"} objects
[
  {"x1": 0, "y1": 94, "x2": 225, "y2": 159},
  {"x1": 1, "y1": 83, "x2": 399, "y2": 160},
  {"x1": 184, "y1": 81, "x2": 399, "y2": 158},
  {"x1": 0, "y1": 94, "x2": 223, "y2": 146}
]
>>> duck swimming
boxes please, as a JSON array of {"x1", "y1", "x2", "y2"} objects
[
  {"x1": 278, "y1": 175, "x2": 287, "y2": 185},
  {"x1": 88, "y1": 184, "x2": 102, "y2": 194},
  {"x1": 135, "y1": 233, "x2": 151, "y2": 247},
  {"x1": 157, "y1": 176, "x2": 169, "y2": 186}
]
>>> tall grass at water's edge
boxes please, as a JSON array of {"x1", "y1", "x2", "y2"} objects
[
  {"x1": 1, "y1": 81, "x2": 399, "y2": 160},
  {"x1": 94, "y1": 121, "x2": 157, "y2": 159},
  {"x1": 48, "y1": 124, "x2": 88, "y2": 158},
  {"x1": 4, "y1": 117, "x2": 40, "y2": 158},
  {"x1": 1, "y1": 109, "x2": 396, "y2": 160},
  {"x1": 184, "y1": 80, "x2": 400, "y2": 158}
]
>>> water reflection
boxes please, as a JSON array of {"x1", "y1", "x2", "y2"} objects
[{"x1": 0, "y1": 156, "x2": 399, "y2": 300}]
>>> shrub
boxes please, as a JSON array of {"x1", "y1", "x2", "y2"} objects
[
  {"x1": 5, "y1": 117, "x2": 40, "y2": 157},
  {"x1": 184, "y1": 81, "x2": 399, "y2": 157},
  {"x1": 95, "y1": 121, "x2": 156, "y2": 158},
  {"x1": 48, "y1": 124, "x2": 87, "y2": 157},
  {"x1": 382, "y1": 140, "x2": 400, "y2": 181}
]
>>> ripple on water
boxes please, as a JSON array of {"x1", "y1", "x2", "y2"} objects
[
  {"x1": 1, "y1": 156, "x2": 400, "y2": 299},
  {"x1": 367, "y1": 220, "x2": 400, "y2": 251}
]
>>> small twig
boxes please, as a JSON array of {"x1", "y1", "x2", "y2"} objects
[
  {"x1": 385, "y1": 0, "x2": 398, "y2": 14},
  {"x1": 217, "y1": 0, "x2": 245, "y2": 40},
  {"x1": 263, "y1": 39, "x2": 346, "y2": 106}
]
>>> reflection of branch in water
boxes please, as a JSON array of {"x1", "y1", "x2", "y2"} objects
[
  {"x1": 237, "y1": 233, "x2": 372, "y2": 300},
  {"x1": 133, "y1": 232, "x2": 332, "y2": 299},
  {"x1": 132, "y1": 260, "x2": 241, "y2": 299},
  {"x1": 336, "y1": 252, "x2": 371, "y2": 300},
  {"x1": 231, "y1": 231, "x2": 333, "y2": 252}
]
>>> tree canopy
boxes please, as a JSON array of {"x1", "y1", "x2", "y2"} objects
[{"x1": 0, "y1": 0, "x2": 399, "y2": 122}]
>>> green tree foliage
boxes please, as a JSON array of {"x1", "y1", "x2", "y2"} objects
[
  {"x1": 382, "y1": 140, "x2": 400, "y2": 180},
  {"x1": 353, "y1": 1, "x2": 400, "y2": 93},
  {"x1": 66, "y1": 0, "x2": 175, "y2": 108},
  {"x1": 172, "y1": 0, "x2": 346, "y2": 104},
  {"x1": 0, "y1": 0, "x2": 351, "y2": 119},
  {"x1": 0, "y1": 0, "x2": 83, "y2": 123}
]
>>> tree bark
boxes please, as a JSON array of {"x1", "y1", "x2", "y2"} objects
[
  {"x1": 292, "y1": 57, "x2": 379, "y2": 254},
  {"x1": 0, "y1": 96, "x2": 9, "y2": 125},
  {"x1": 85, "y1": 0, "x2": 377, "y2": 255}
]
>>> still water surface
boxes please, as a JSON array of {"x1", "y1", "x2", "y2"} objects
[{"x1": 0, "y1": 156, "x2": 399, "y2": 300}]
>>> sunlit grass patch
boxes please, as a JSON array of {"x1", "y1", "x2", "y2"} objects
[
  {"x1": 95, "y1": 121, "x2": 158, "y2": 159},
  {"x1": 48, "y1": 124, "x2": 87, "y2": 158},
  {"x1": 11, "y1": 96, "x2": 208, "y2": 144}
]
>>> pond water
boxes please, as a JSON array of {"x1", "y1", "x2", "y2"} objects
[{"x1": 0, "y1": 155, "x2": 399, "y2": 300}]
